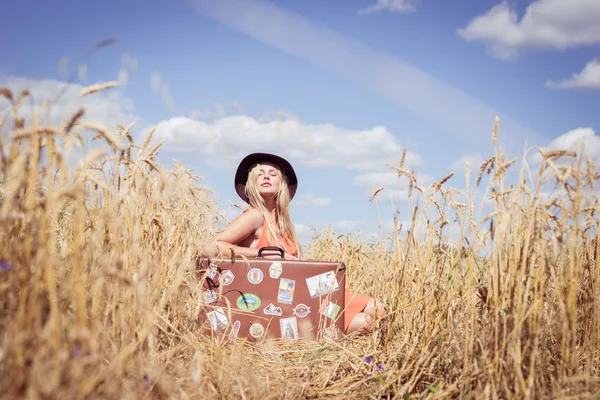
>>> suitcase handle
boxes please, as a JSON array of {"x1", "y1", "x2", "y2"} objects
[{"x1": 257, "y1": 246, "x2": 285, "y2": 259}]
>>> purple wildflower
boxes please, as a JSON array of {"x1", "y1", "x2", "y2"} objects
[
  {"x1": 73, "y1": 346, "x2": 83, "y2": 357},
  {"x1": 144, "y1": 374, "x2": 155, "y2": 389},
  {"x1": 364, "y1": 356, "x2": 372, "y2": 363},
  {"x1": 377, "y1": 364, "x2": 384, "y2": 373},
  {"x1": 0, "y1": 262, "x2": 12, "y2": 272}
]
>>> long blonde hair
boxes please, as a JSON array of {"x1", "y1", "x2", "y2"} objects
[{"x1": 245, "y1": 162, "x2": 302, "y2": 258}]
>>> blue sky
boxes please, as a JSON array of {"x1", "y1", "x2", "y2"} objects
[{"x1": 1, "y1": 0, "x2": 599, "y2": 243}]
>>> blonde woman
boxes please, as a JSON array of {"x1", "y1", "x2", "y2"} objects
[{"x1": 206, "y1": 153, "x2": 385, "y2": 334}]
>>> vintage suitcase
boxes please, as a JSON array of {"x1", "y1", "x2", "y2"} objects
[{"x1": 197, "y1": 247, "x2": 346, "y2": 342}]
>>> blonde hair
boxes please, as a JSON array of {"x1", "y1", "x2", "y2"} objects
[{"x1": 245, "y1": 162, "x2": 302, "y2": 258}]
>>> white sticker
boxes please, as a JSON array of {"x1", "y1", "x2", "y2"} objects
[
  {"x1": 220, "y1": 270, "x2": 235, "y2": 285},
  {"x1": 263, "y1": 303, "x2": 283, "y2": 316},
  {"x1": 247, "y1": 268, "x2": 264, "y2": 284},
  {"x1": 203, "y1": 290, "x2": 217, "y2": 304},
  {"x1": 269, "y1": 262, "x2": 283, "y2": 278},
  {"x1": 305, "y1": 271, "x2": 340, "y2": 298},
  {"x1": 280, "y1": 317, "x2": 299, "y2": 340},
  {"x1": 249, "y1": 323, "x2": 265, "y2": 338},
  {"x1": 207, "y1": 308, "x2": 228, "y2": 331}
]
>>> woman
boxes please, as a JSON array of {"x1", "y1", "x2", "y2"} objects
[{"x1": 205, "y1": 152, "x2": 385, "y2": 334}]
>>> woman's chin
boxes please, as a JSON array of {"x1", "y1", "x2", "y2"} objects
[{"x1": 258, "y1": 190, "x2": 277, "y2": 199}]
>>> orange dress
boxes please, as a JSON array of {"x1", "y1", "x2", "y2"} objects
[
  {"x1": 253, "y1": 219, "x2": 371, "y2": 332},
  {"x1": 255, "y1": 219, "x2": 297, "y2": 256}
]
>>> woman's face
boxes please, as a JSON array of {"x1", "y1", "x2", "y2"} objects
[{"x1": 255, "y1": 162, "x2": 281, "y2": 198}]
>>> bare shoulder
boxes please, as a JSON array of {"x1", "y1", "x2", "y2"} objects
[
  {"x1": 241, "y1": 207, "x2": 264, "y2": 225},
  {"x1": 214, "y1": 207, "x2": 263, "y2": 243}
]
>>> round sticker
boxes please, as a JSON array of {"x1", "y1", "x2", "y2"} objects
[
  {"x1": 236, "y1": 293, "x2": 261, "y2": 312},
  {"x1": 249, "y1": 323, "x2": 265, "y2": 338},
  {"x1": 247, "y1": 268, "x2": 264, "y2": 284},
  {"x1": 292, "y1": 304, "x2": 311, "y2": 318}
]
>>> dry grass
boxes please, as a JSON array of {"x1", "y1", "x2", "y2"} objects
[{"x1": 1, "y1": 83, "x2": 599, "y2": 399}]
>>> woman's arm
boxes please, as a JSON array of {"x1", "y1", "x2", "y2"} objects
[{"x1": 211, "y1": 208, "x2": 264, "y2": 258}]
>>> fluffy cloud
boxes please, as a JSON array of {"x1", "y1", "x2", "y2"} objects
[
  {"x1": 358, "y1": 0, "x2": 418, "y2": 15},
  {"x1": 293, "y1": 194, "x2": 332, "y2": 208},
  {"x1": 0, "y1": 75, "x2": 137, "y2": 132},
  {"x1": 530, "y1": 127, "x2": 600, "y2": 164},
  {"x1": 353, "y1": 170, "x2": 430, "y2": 189},
  {"x1": 326, "y1": 218, "x2": 415, "y2": 241},
  {"x1": 458, "y1": 0, "x2": 600, "y2": 59},
  {"x1": 294, "y1": 223, "x2": 316, "y2": 243},
  {"x1": 149, "y1": 115, "x2": 421, "y2": 172},
  {"x1": 352, "y1": 169, "x2": 433, "y2": 204},
  {"x1": 546, "y1": 59, "x2": 600, "y2": 90},
  {"x1": 294, "y1": 223, "x2": 314, "y2": 235}
]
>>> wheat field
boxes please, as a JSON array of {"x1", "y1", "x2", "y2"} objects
[{"x1": 0, "y1": 83, "x2": 599, "y2": 399}]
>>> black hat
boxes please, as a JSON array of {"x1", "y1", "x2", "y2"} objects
[{"x1": 234, "y1": 152, "x2": 298, "y2": 203}]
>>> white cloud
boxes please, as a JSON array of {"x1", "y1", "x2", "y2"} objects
[
  {"x1": 546, "y1": 59, "x2": 600, "y2": 90},
  {"x1": 294, "y1": 223, "x2": 314, "y2": 235},
  {"x1": 294, "y1": 223, "x2": 316, "y2": 243},
  {"x1": 458, "y1": 0, "x2": 600, "y2": 60},
  {"x1": 374, "y1": 188, "x2": 411, "y2": 204},
  {"x1": 358, "y1": 0, "x2": 417, "y2": 15},
  {"x1": 353, "y1": 170, "x2": 429, "y2": 189},
  {"x1": 332, "y1": 220, "x2": 371, "y2": 233},
  {"x1": 352, "y1": 168, "x2": 433, "y2": 204},
  {"x1": 188, "y1": 0, "x2": 544, "y2": 156},
  {"x1": 0, "y1": 75, "x2": 137, "y2": 132},
  {"x1": 148, "y1": 114, "x2": 417, "y2": 172},
  {"x1": 293, "y1": 194, "x2": 332, "y2": 207},
  {"x1": 328, "y1": 218, "x2": 412, "y2": 241},
  {"x1": 530, "y1": 127, "x2": 600, "y2": 164}
]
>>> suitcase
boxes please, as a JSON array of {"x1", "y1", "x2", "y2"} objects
[{"x1": 197, "y1": 247, "x2": 346, "y2": 342}]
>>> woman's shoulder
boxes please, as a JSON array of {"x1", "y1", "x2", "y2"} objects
[{"x1": 240, "y1": 207, "x2": 264, "y2": 225}]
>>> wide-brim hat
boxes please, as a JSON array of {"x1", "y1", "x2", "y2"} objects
[{"x1": 234, "y1": 152, "x2": 298, "y2": 203}]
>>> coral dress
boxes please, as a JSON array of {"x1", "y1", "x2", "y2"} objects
[{"x1": 254, "y1": 219, "x2": 371, "y2": 332}]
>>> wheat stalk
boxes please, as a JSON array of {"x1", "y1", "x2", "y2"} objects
[{"x1": 79, "y1": 81, "x2": 119, "y2": 97}]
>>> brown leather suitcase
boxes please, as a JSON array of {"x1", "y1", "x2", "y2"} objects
[{"x1": 197, "y1": 247, "x2": 346, "y2": 342}]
